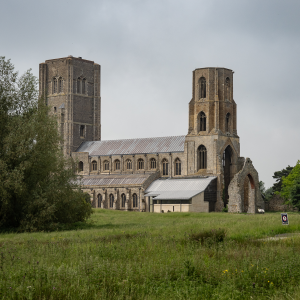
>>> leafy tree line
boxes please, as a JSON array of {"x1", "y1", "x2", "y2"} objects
[
  {"x1": 261, "y1": 163, "x2": 300, "y2": 209},
  {"x1": 0, "y1": 57, "x2": 92, "y2": 231}
]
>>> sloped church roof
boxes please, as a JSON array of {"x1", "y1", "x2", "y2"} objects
[{"x1": 76, "y1": 135, "x2": 185, "y2": 156}]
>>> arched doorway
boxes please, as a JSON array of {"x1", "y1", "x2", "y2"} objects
[
  {"x1": 243, "y1": 174, "x2": 255, "y2": 213},
  {"x1": 222, "y1": 145, "x2": 232, "y2": 206}
]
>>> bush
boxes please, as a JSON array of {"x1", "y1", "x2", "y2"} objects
[
  {"x1": 188, "y1": 228, "x2": 226, "y2": 244},
  {"x1": 222, "y1": 205, "x2": 228, "y2": 212}
]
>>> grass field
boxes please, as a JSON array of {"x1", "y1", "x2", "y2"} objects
[{"x1": 1, "y1": 210, "x2": 300, "y2": 299}]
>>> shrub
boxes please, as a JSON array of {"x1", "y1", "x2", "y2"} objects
[{"x1": 188, "y1": 228, "x2": 226, "y2": 244}]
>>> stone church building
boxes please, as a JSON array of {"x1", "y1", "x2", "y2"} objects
[{"x1": 39, "y1": 56, "x2": 264, "y2": 213}]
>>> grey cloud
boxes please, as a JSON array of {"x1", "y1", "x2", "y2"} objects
[{"x1": 1, "y1": 0, "x2": 300, "y2": 188}]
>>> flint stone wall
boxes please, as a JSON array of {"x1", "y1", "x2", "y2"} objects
[{"x1": 265, "y1": 195, "x2": 296, "y2": 212}]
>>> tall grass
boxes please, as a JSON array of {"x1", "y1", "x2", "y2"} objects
[{"x1": 1, "y1": 210, "x2": 300, "y2": 299}]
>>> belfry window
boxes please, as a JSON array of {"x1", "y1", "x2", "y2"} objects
[
  {"x1": 126, "y1": 159, "x2": 132, "y2": 170},
  {"x1": 198, "y1": 111, "x2": 206, "y2": 132},
  {"x1": 80, "y1": 125, "x2": 85, "y2": 138},
  {"x1": 58, "y1": 77, "x2": 63, "y2": 93},
  {"x1": 53, "y1": 78, "x2": 57, "y2": 94},
  {"x1": 92, "y1": 160, "x2": 97, "y2": 171},
  {"x1": 225, "y1": 77, "x2": 230, "y2": 87},
  {"x1": 225, "y1": 77, "x2": 230, "y2": 100},
  {"x1": 97, "y1": 194, "x2": 102, "y2": 208},
  {"x1": 199, "y1": 77, "x2": 206, "y2": 99},
  {"x1": 77, "y1": 78, "x2": 81, "y2": 94},
  {"x1": 137, "y1": 159, "x2": 144, "y2": 170},
  {"x1": 162, "y1": 159, "x2": 169, "y2": 176},
  {"x1": 198, "y1": 145, "x2": 207, "y2": 170},
  {"x1": 115, "y1": 159, "x2": 120, "y2": 170},
  {"x1": 121, "y1": 193, "x2": 126, "y2": 207},
  {"x1": 82, "y1": 78, "x2": 86, "y2": 94},
  {"x1": 226, "y1": 113, "x2": 230, "y2": 132},
  {"x1": 109, "y1": 194, "x2": 114, "y2": 208},
  {"x1": 175, "y1": 158, "x2": 181, "y2": 175},
  {"x1": 150, "y1": 158, "x2": 156, "y2": 169},
  {"x1": 132, "y1": 193, "x2": 138, "y2": 208},
  {"x1": 78, "y1": 161, "x2": 83, "y2": 172}
]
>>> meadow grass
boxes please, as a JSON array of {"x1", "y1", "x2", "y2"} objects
[{"x1": 1, "y1": 210, "x2": 300, "y2": 299}]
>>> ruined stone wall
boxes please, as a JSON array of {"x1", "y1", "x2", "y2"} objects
[
  {"x1": 266, "y1": 195, "x2": 296, "y2": 212},
  {"x1": 228, "y1": 158, "x2": 264, "y2": 213}
]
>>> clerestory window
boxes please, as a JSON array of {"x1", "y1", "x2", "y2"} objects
[
  {"x1": 175, "y1": 158, "x2": 181, "y2": 176},
  {"x1": 162, "y1": 159, "x2": 168, "y2": 176}
]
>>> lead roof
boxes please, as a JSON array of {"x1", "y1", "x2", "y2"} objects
[{"x1": 75, "y1": 135, "x2": 185, "y2": 156}]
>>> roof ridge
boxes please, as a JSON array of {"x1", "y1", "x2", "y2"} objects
[{"x1": 88, "y1": 135, "x2": 186, "y2": 143}]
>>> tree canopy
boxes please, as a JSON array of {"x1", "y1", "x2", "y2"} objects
[
  {"x1": 272, "y1": 165, "x2": 293, "y2": 193},
  {"x1": 0, "y1": 56, "x2": 92, "y2": 231},
  {"x1": 279, "y1": 161, "x2": 300, "y2": 209}
]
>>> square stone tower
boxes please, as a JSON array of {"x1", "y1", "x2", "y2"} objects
[{"x1": 39, "y1": 56, "x2": 101, "y2": 156}]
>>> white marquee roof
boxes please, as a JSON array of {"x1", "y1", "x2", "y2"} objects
[{"x1": 144, "y1": 177, "x2": 216, "y2": 200}]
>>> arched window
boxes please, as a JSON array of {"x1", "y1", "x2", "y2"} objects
[
  {"x1": 199, "y1": 77, "x2": 206, "y2": 99},
  {"x1": 198, "y1": 145, "x2": 207, "y2": 170},
  {"x1": 175, "y1": 158, "x2": 181, "y2": 176},
  {"x1": 225, "y1": 113, "x2": 230, "y2": 132},
  {"x1": 109, "y1": 194, "x2": 114, "y2": 208},
  {"x1": 77, "y1": 78, "x2": 81, "y2": 94},
  {"x1": 80, "y1": 125, "x2": 85, "y2": 138},
  {"x1": 137, "y1": 158, "x2": 144, "y2": 170},
  {"x1": 82, "y1": 78, "x2": 86, "y2": 94},
  {"x1": 121, "y1": 193, "x2": 126, "y2": 207},
  {"x1": 132, "y1": 193, "x2": 138, "y2": 208},
  {"x1": 92, "y1": 160, "x2": 97, "y2": 171},
  {"x1": 58, "y1": 77, "x2": 63, "y2": 93},
  {"x1": 198, "y1": 111, "x2": 206, "y2": 132},
  {"x1": 97, "y1": 194, "x2": 102, "y2": 208},
  {"x1": 150, "y1": 158, "x2": 156, "y2": 169},
  {"x1": 126, "y1": 159, "x2": 132, "y2": 170},
  {"x1": 103, "y1": 160, "x2": 109, "y2": 171},
  {"x1": 162, "y1": 159, "x2": 168, "y2": 176},
  {"x1": 78, "y1": 161, "x2": 83, "y2": 172},
  {"x1": 53, "y1": 78, "x2": 57, "y2": 94},
  {"x1": 225, "y1": 77, "x2": 230, "y2": 100},
  {"x1": 114, "y1": 159, "x2": 120, "y2": 170}
]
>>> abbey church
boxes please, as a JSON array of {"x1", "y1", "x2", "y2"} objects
[{"x1": 39, "y1": 56, "x2": 264, "y2": 213}]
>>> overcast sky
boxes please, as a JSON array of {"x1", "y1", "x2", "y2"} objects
[{"x1": 1, "y1": 0, "x2": 300, "y2": 188}]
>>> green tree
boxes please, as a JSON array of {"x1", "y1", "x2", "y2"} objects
[
  {"x1": 272, "y1": 165, "x2": 293, "y2": 193},
  {"x1": 264, "y1": 187, "x2": 273, "y2": 201},
  {"x1": 0, "y1": 57, "x2": 92, "y2": 231},
  {"x1": 279, "y1": 161, "x2": 300, "y2": 208}
]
